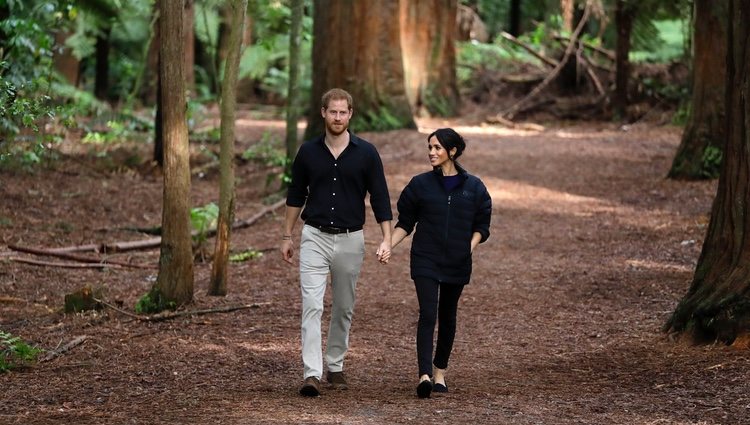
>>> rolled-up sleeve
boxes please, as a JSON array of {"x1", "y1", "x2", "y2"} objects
[
  {"x1": 366, "y1": 146, "x2": 393, "y2": 223},
  {"x1": 286, "y1": 147, "x2": 309, "y2": 208}
]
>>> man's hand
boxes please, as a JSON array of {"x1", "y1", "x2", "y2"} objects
[
  {"x1": 281, "y1": 239, "x2": 294, "y2": 264},
  {"x1": 376, "y1": 240, "x2": 391, "y2": 264}
]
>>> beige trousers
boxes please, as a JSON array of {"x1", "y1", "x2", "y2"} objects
[{"x1": 299, "y1": 224, "x2": 365, "y2": 379}]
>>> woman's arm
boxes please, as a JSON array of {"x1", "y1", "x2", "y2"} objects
[{"x1": 391, "y1": 226, "x2": 409, "y2": 249}]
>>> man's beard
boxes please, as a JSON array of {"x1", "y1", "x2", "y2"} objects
[{"x1": 326, "y1": 121, "x2": 347, "y2": 136}]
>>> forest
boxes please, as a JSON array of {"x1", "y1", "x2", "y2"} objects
[{"x1": 2, "y1": 0, "x2": 750, "y2": 424}]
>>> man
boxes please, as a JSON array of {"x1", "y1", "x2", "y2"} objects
[{"x1": 281, "y1": 88, "x2": 392, "y2": 397}]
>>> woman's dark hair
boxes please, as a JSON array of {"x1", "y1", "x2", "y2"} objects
[{"x1": 428, "y1": 128, "x2": 466, "y2": 162}]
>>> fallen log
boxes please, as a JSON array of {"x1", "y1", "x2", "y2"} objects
[
  {"x1": 9, "y1": 257, "x2": 122, "y2": 269},
  {"x1": 95, "y1": 297, "x2": 269, "y2": 322},
  {"x1": 8, "y1": 244, "x2": 155, "y2": 269},
  {"x1": 39, "y1": 335, "x2": 89, "y2": 362}
]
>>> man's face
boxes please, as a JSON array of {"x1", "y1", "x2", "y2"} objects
[{"x1": 322, "y1": 99, "x2": 352, "y2": 136}]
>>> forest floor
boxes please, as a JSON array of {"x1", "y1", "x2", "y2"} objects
[{"x1": 2, "y1": 109, "x2": 749, "y2": 425}]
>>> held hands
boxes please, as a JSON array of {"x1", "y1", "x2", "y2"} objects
[
  {"x1": 376, "y1": 240, "x2": 391, "y2": 264},
  {"x1": 281, "y1": 239, "x2": 294, "y2": 264}
]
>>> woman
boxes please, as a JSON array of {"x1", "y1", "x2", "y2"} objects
[{"x1": 391, "y1": 128, "x2": 492, "y2": 398}]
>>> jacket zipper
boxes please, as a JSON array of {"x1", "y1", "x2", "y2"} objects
[{"x1": 443, "y1": 193, "x2": 452, "y2": 269}]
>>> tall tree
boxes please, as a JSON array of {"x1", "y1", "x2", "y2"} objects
[
  {"x1": 666, "y1": 0, "x2": 750, "y2": 344},
  {"x1": 400, "y1": 0, "x2": 460, "y2": 117},
  {"x1": 284, "y1": 0, "x2": 304, "y2": 177},
  {"x1": 152, "y1": 0, "x2": 194, "y2": 309},
  {"x1": 305, "y1": 0, "x2": 415, "y2": 138},
  {"x1": 53, "y1": 30, "x2": 79, "y2": 86},
  {"x1": 562, "y1": 0, "x2": 575, "y2": 32},
  {"x1": 668, "y1": 0, "x2": 728, "y2": 180},
  {"x1": 613, "y1": 0, "x2": 635, "y2": 119},
  {"x1": 94, "y1": 26, "x2": 112, "y2": 99},
  {"x1": 184, "y1": 0, "x2": 196, "y2": 95},
  {"x1": 509, "y1": 0, "x2": 522, "y2": 36},
  {"x1": 209, "y1": 0, "x2": 248, "y2": 296}
]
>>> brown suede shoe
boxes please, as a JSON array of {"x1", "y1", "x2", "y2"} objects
[
  {"x1": 326, "y1": 371, "x2": 349, "y2": 390},
  {"x1": 299, "y1": 376, "x2": 320, "y2": 397}
]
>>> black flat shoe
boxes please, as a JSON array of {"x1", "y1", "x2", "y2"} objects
[
  {"x1": 433, "y1": 383, "x2": 448, "y2": 393},
  {"x1": 417, "y1": 380, "x2": 433, "y2": 398}
]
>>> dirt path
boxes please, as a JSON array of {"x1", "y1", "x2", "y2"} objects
[{"x1": 1, "y1": 118, "x2": 747, "y2": 424}]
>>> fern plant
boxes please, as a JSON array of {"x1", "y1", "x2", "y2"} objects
[{"x1": 0, "y1": 330, "x2": 41, "y2": 372}]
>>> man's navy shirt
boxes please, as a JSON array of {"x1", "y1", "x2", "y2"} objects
[{"x1": 286, "y1": 131, "x2": 392, "y2": 229}]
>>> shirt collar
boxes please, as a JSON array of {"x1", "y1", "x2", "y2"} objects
[{"x1": 315, "y1": 129, "x2": 360, "y2": 147}]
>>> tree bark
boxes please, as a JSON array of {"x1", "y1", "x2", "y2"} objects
[
  {"x1": 613, "y1": 0, "x2": 635, "y2": 119},
  {"x1": 143, "y1": 1, "x2": 161, "y2": 106},
  {"x1": 668, "y1": 0, "x2": 728, "y2": 180},
  {"x1": 561, "y1": 0, "x2": 574, "y2": 32},
  {"x1": 154, "y1": 0, "x2": 194, "y2": 308},
  {"x1": 209, "y1": 0, "x2": 248, "y2": 296},
  {"x1": 184, "y1": 0, "x2": 196, "y2": 96},
  {"x1": 53, "y1": 31, "x2": 79, "y2": 86},
  {"x1": 400, "y1": 0, "x2": 460, "y2": 117},
  {"x1": 305, "y1": 0, "x2": 415, "y2": 139},
  {"x1": 215, "y1": 3, "x2": 232, "y2": 84},
  {"x1": 666, "y1": 0, "x2": 750, "y2": 344},
  {"x1": 154, "y1": 69, "x2": 163, "y2": 166},
  {"x1": 509, "y1": 0, "x2": 522, "y2": 37},
  {"x1": 284, "y1": 0, "x2": 304, "y2": 178},
  {"x1": 94, "y1": 28, "x2": 111, "y2": 100}
]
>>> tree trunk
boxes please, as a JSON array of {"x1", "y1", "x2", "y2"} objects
[
  {"x1": 557, "y1": 1, "x2": 584, "y2": 94},
  {"x1": 154, "y1": 68, "x2": 163, "y2": 166},
  {"x1": 154, "y1": 0, "x2": 194, "y2": 308},
  {"x1": 184, "y1": 0, "x2": 196, "y2": 97},
  {"x1": 94, "y1": 28, "x2": 111, "y2": 100},
  {"x1": 143, "y1": 1, "x2": 161, "y2": 105},
  {"x1": 561, "y1": 0, "x2": 574, "y2": 32},
  {"x1": 215, "y1": 3, "x2": 232, "y2": 84},
  {"x1": 209, "y1": 0, "x2": 248, "y2": 296},
  {"x1": 666, "y1": 0, "x2": 750, "y2": 345},
  {"x1": 509, "y1": 0, "x2": 522, "y2": 37},
  {"x1": 284, "y1": 0, "x2": 304, "y2": 179},
  {"x1": 668, "y1": 0, "x2": 728, "y2": 180},
  {"x1": 53, "y1": 31, "x2": 79, "y2": 86},
  {"x1": 305, "y1": 0, "x2": 415, "y2": 139},
  {"x1": 400, "y1": 0, "x2": 460, "y2": 117},
  {"x1": 613, "y1": 0, "x2": 635, "y2": 119}
]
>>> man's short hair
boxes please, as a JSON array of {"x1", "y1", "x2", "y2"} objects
[{"x1": 321, "y1": 88, "x2": 353, "y2": 110}]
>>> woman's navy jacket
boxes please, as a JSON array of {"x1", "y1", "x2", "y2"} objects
[{"x1": 395, "y1": 165, "x2": 492, "y2": 285}]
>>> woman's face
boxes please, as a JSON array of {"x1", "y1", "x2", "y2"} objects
[{"x1": 428, "y1": 136, "x2": 455, "y2": 168}]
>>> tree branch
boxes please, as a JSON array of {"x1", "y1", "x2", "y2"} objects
[
  {"x1": 500, "y1": 31, "x2": 559, "y2": 68},
  {"x1": 494, "y1": 1, "x2": 593, "y2": 120},
  {"x1": 39, "y1": 335, "x2": 89, "y2": 362}
]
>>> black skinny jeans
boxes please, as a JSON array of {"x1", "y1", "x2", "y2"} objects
[{"x1": 413, "y1": 277, "x2": 465, "y2": 377}]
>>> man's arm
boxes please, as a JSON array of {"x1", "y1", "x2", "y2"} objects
[{"x1": 281, "y1": 206, "x2": 302, "y2": 264}]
